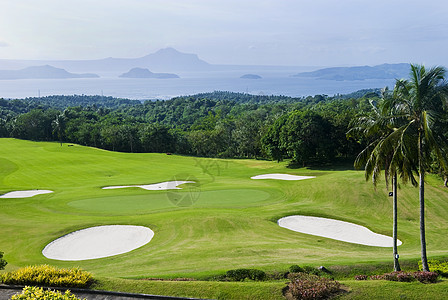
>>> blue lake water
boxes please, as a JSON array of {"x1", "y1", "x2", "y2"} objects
[{"x1": 0, "y1": 71, "x2": 396, "y2": 100}]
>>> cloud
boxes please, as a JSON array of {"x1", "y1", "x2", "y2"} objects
[{"x1": 0, "y1": 41, "x2": 8, "y2": 47}]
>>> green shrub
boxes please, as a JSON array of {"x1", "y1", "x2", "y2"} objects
[
  {"x1": 289, "y1": 265, "x2": 304, "y2": 273},
  {"x1": 0, "y1": 251, "x2": 7, "y2": 270},
  {"x1": 419, "y1": 260, "x2": 448, "y2": 277},
  {"x1": 1, "y1": 265, "x2": 93, "y2": 288},
  {"x1": 225, "y1": 268, "x2": 266, "y2": 281},
  {"x1": 302, "y1": 265, "x2": 323, "y2": 276},
  {"x1": 286, "y1": 272, "x2": 341, "y2": 300},
  {"x1": 267, "y1": 270, "x2": 288, "y2": 280},
  {"x1": 11, "y1": 286, "x2": 84, "y2": 300}
]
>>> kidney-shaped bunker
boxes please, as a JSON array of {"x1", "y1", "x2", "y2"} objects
[
  {"x1": 42, "y1": 225, "x2": 154, "y2": 261},
  {"x1": 278, "y1": 215, "x2": 402, "y2": 247}
]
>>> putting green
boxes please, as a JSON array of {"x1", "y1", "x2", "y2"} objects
[
  {"x1": 193, "y1": 189, "x2": 271, "y2": 208},
  {"x1": 68, "y1": 189, "x2": 271, "y2": 214}
]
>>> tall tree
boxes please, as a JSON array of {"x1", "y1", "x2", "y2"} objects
[
  {"x1": 349, "y1": 92, "x2": 416, "y2": 271},
  {"x1": 392, "y1": 64, "x2": 448, "y2": 271}
]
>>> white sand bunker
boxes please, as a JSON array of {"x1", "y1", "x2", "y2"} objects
[
  {"x1": 42, "y1": 225, "x2": 154, "y2": 261},
  {"x1": 278, "y1": 215, "x2": 402, "y2": 247},
  {"x1": 251, "y1": 174, "x2": 315, "y2": 180},
  {"x1": 102, "y1": 181, "x2": 195, "y2": 191},
  {"x1": 0, "y1": 190, "x2": 53, "y2": 198}
]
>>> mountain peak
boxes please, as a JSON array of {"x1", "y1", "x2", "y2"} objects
[
  {"x1": 139, "y1": 48, "x2": 210, "y2": 71},
  {"x1": 154, "y1": 47, "x2": 181, "y2": 55}
]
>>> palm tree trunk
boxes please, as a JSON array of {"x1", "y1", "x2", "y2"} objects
[
  {"x1": 393, "y1": 173, "x2": 401, "y2": 271},
  {"x1": 419, "y1": 131, "x2": 430, "y2": 272}
]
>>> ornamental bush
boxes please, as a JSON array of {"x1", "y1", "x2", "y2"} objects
[
  {"x1": 11, "y1": 286, "x2": 84, "y2": 300},
  {"x1": 412, "y1": 271, "x2": 439, "y2": 283},
  {"x1": 287, "y1": 272, "x2": 341, "y2": 300},
  {"x1": 1, "y1": 265, "x2": 93, "y2": 288},
  {"x1": 367, "y1": 271, "x2": 438, "y2": 283}
]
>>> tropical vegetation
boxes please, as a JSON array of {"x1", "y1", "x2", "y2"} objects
[
  {"x1": 349, "y1": 64, "x2": 448, "y2": 273},
  {"x1": 0, "y1": 91, "x2": 372, "y2": 163},
  {"x1": 390, "y1": 65, "x2": 448, "y2": 271},
  {"x1": 11, "y1": 286, "x2": 84, "y2": 300}
]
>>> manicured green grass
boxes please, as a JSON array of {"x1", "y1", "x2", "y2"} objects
[
  {"x1": 1, "y1": 138, "x2": 448, "y2": 298},
  {"x1": 93, "y1": 277, "x2": 286, "y2": 300},
  {"x1": 337, "y1": 278, "x2": 448, "y2": 299},
  {"x1": 91, "y1": 277, "x2": 448, "y2": 300},
  {"x1": 67, "y1": 188, "x2": 272, "y2": 214}
]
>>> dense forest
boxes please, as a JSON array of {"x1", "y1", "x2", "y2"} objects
[{"x1": 0, "y1": 90, "x2": 389, "y2": 165}]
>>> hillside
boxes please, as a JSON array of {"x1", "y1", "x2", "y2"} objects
[{"x1": 293, "y1": 63, "x2": 410, "y2": 81}]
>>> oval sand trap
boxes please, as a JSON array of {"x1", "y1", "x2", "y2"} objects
[
  {"x1": 251, "y1": 174, "x2": 315, "y2": 180},
  {"x1": 42, "y1": 225, "x2": 154, "y2": 261},
  {"x1": 278, "y1": 215, "x2": 402, "y2": 247},
  {"x1": 0, "y1": 190, "x2": 53, "y2": 198},
  {"x1": 102, "y1": 181, "x2": 195, "y2": 191}
]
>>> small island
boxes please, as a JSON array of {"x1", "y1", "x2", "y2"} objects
[
  {"x1": 240, "y1": 74, "x2": 262, "y2": 79},
  {"x1": 119, "y1": 67, "x2": 179, "y2": 79}
]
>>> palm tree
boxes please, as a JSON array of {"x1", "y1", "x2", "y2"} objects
[
  {"x1": 392, "y1": 64, "x2": 448, "y2": 271},
  {"x1": 349, "y1": 91, "x2": 415, "y2": 271}
]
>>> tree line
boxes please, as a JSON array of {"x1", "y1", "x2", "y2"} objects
[{"x1": 0, "y1": 91, "x2": 375, "y2": 164}]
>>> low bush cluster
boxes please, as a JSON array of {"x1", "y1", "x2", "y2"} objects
[
  {"x1": 11, "y1": 286, "x2": 84, "y2": 300},
  {"x1": 286, "y1": 272, "x2": 341, "y2": 300},
  {"x1": 412, "y1": 271, "x2": 439, "y2": 283},
  {"x1": 356, "y1": 271, "x2": 439, "y2": 283},
  {"x1": 225, "y1": 268, "x2": 266, "y2": 281},
  {"x1": 419, "y1": 260, "x2": 448, "y2": 277},
  {"x1": 0, "y1": 251, "x2": 7, "y2": 270},
  {"x1": 1, "y1": 265, "x2": 93, "y2": 288}
]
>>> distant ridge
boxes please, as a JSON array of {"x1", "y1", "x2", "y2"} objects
[
  {"x1": 240, "y1": 74, "x2": 262, "y2": 79},
  {"x1": 0, "y1": 48, "x2": 306, "y2": 74},
  {"x1": 0, "y1": 65, "x2": 99, "y2": 80},
  {"x1": 292, "y1": 63, "x2": 410, "y2": 81}
]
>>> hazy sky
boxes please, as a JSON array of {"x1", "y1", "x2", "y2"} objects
[{"x1": 1, "y1": 0, "x2": 447, "y2": 67}]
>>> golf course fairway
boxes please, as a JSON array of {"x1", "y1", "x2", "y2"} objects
[{"x1": 1, "y1": 138, "x2": 448, "y2": 279}]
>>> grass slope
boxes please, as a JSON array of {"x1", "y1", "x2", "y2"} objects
[{"x1": 1, "y1": 138, "x2": 447, "y2": 282}]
